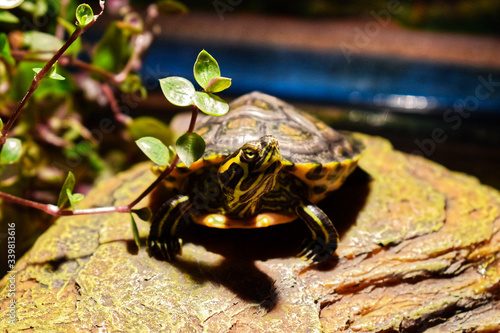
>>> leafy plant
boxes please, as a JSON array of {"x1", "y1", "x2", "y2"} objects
[
  {"x1": 146, "y1": 50, "x2": 231, "y2": 168},
  {"x1": 132, "y1": 50, "x2": 231, "y2": 242},
  {"x1": 0, "y1": 1, "x2": 231, "y2": 253}
]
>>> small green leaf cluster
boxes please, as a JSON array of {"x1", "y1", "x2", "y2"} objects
[
  {"x1": 136, "y1": 137, "x2": 174, "y2": 167},
  {"x1": 0, "y1": 0, "x2": 198, "y2": 254},
  {"x1": 75, "y1": 4, "x2": 94, "y2": 28},
  {"x1": 57, "y1": 172, "x2": 84, "y2": 210},
  {"x1": 137, "y1": 50, "x2": 231, "y2": 168},
  {"x1": 0, "y1": 2, "x2": 172, "y2": 194},
  {"x1": 0, "y1": 137, "x2": 22, "y2": 165},
  {"x1": 159, "y1": 50, "x2": 231, "y2": 116},
  {"x1": 33, "y1": 62, "x2": 66, "y2": 80}
]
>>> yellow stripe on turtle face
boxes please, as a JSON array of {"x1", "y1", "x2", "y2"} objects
[
  {"x1": 218, "y1": 136, "x2": 283, "y2": 218},
  {"x1": 217, "y1": 150, "x2": 245, "y2": 175}
]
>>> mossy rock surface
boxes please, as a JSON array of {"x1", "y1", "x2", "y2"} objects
[{"x1": 1, "y1": 134, "x2": 500, "y2": 332}]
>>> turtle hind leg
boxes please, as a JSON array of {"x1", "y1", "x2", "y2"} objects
[
  {"x1": 148, "y1": 194, "x2": 192, "y2": 261},
  {"x1": 295, "y1": 203, "x2": 339, "y2": 262}
]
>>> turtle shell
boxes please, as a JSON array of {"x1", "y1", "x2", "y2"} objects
[
  {"x1": 193, "y1": 92, "x2": 363, "y2": 203},
  {"x1": 162, "y1": 91, "x2": 364, "y2": 206}
]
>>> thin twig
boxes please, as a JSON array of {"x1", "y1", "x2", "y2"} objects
[
  {"x1": 127, "y1": 155, "x2": 179, "y2": 209},
  {"x1": 0, "y1": 1, "x2": 105, "y2": 153},
  {"x1": 126, "y1": 103, "x2": 200, "y2": 209},
  {"x1": 0, "y1": 92, "x2": 199, "y2": 217},
  {"x1": 12, "y1": 51, "x2": 118, "y2": 84},
  {"x1": 101, "y1": 83, "x2": 132, "y2": 125},
  {"x1": 63, "y1": 57, "x2": 118, "y2": 83},
  {"x1": 188, "y1": 105, "x2": 199, "y2": 133},
  {"x1": 0, "y1": 190, "x2": 129, "y2": 216},
  {"x1": 0, "y1": 1, "x2": 204, "y2": 220},
  {"x1": 2, "y1": 30, "x2": 81, "y2": 139}
]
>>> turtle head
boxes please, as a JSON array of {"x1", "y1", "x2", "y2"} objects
[{"x1": 218, "y1": 135, "x2": 283, "y2": 216}]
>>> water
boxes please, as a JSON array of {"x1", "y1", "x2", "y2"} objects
[{"x1": 143, "y1": 37, "x2": 500, "y2": 114}]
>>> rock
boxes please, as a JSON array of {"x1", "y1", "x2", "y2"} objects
[{"x1": 1, "y1": 134, "x2": 499, "y2": 332}]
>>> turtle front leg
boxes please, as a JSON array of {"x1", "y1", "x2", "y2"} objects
[
  {"x1": 148, "y1": 194, "x2": 192, "y2": 261},
  {"x1": 295, "y1": 203, "x2": 339, "y2": 262}
]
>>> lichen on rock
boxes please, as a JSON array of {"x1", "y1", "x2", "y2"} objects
[{"x1": 1, "y1": 135, "x2": 499, "y2": 332}]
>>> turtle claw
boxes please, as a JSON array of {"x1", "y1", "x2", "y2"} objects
[
  {"x1": 298, "y1": 238, "x2": 335, "y2": 263},
  {"x1": 149, "y1": 236, "x2": 182, "y2": 261},
  {"x1": 162, "y1": 237, "x2": 182, "y2": 261}
]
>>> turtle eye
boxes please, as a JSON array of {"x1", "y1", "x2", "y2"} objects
[{"x1": 242, "y1": 148, "x2": 257, "y2": 161}]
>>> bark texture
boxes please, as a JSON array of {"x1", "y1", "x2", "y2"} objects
[{"x1": 1, "y1": 134, "x2": 499, "y2": 332}]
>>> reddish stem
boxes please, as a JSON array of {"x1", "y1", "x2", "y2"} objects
[
  {"x1": 101, "y1": 83, "x2": 132, "y2": 125},
  {"x1": 0, "y1": 11, "x2": 102, "y2": 155},
  {"x1": 12, "y1": 52, "x2": 118, "y2": 84},
  {"x1": 0, "y1": 102, "x2": 199, "y2": 217},
  {"x1": 2, "y1": 28, "x2": 81, "y2": 137},
  {"x1": 188, "y1": 106, "x2": 199, "y2": 133},
  {"x1": 126, "y1": 104, "x2": 200, "y2": 208},
  {"x1": 127, "y1": 155, "x2": 180, "y2": 209},
  {"x1": 0, "y1": 191, "x2": 130, "y2": 216}
]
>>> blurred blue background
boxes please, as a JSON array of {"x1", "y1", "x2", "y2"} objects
[{"x1": 144, "y1": 38, "x2": 500, "y2": 114}]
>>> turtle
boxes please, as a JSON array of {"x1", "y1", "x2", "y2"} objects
[{"x1": 148, "y1": 91, "x2": 364, "y2": 262}]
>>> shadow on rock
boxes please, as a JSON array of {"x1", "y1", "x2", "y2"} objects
[
  {"x1": 172, "y1": 258, "x2": 278, "y2": 312},
  {"x1": 179, "y1": 167, "x2": 371, "y2": 263}
]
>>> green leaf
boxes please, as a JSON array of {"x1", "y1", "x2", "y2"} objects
[
  {"x1": 127, "y1": 116, "x2": 173, "y2": 145},
  {"x1": 206, "y1": 77, "x2": 231, "y2": 93},
  {"x1": 156, "y1": 0, "x2": 189, "y2": 15},
  {"x1": 0, "y1": 0, "x2": 24, "y2": 9},
  {"x1": 92, "y1": 22, "x2": 131, "y2": 74},
  {"x1": 0, "y1": 138, "x2": 22, "y2": 164},
  {"x1": 136, "y1": 136, "x2": 171, "y2": 166},
  {"x1": 0, "y1": 33, "x2": 15, "y2": 66},
  {"x1": 33, "y1": 64, "x2": 66, "y2": 80},
  {"x1": 23, "y1": 31, "x2": 63, "y2": 52},
  {"x1": 132, "y1": 207, "x2": 152, "y2": 221},
  {"x1": 193, "y1": 91, "x2": 229, "y2": 116},
  {"x1": 130, "y1": 213, "x2": 141, "y2": 249},
  {"x1": 49, "y1": 72, "x2": 65, "y2": 80},
  {"x1": 57, "y1": 172, "x2": 76, "y2": 208},
  {"x1": 0, "y1": 11, "x2": 20, "y2": 23},
  {"x1": 75, "y1": 3, "x2": 94, "y2": 27},
  {"x1": 10, "y1": 61, "x2": 74, "y2": 101},
  {"x1": 193, "y1": 50, "x2": 220, "y2": 90},
  {"x1": 0, "y1": 118, "x2": 3, "y2": 131},
  {"x1": 159, "y1": 76, "x2": 195, "y2": 107},
  {"x1": 20, "y1": 0, "x2": 46, "y2": 16},
  {"x1": 120, "y1": 74, "x2": 146, "y2": 98},
  {"x1": 66, "y1": 188, "x2": 84, "y2": 210},
  {"x1": 175, "y1": 132, "x2": 205, "y2": 168},
  {"x1": 36, "y1": 67, "x2": 73, "y2": 99}
]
